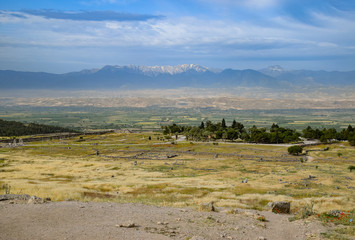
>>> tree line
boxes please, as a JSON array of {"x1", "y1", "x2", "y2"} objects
[
  {"x1": 162, "y1": 119, "x2": 355, "y2": 146},
  {"x1": 0, "y1": 119, "x2": 79, "y2": 137}
]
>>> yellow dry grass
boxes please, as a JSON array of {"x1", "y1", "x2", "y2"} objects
[{"x1": 0, "y1": 133, "x2": 354, "y2": 215}]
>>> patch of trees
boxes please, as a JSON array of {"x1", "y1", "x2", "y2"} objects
[
  {"x1": 162, "y1": 120, "x2": 300, "y2": 144},
  {"x1": 0, "y1": 119, "x2": 79, "y2": 137},
  {"x1": 163, "y1": 120, "x2": 355, "y2": 146},
  {"x1": 302, "y1": 125, "x2": 355, "y2": 145}
]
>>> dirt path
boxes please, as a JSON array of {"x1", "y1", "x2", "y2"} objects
[{"x1": 0, "y1": 201, "x2": 326, "y2": 240}]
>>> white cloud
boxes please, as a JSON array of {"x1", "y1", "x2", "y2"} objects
[
  {"x1": 0, "y1": 9, "x2": 352, "y2": 51},
  {"x1": 318, "y1": 42, "x2": 338, "y2": 47},
  {"x1": 1, "y1": 8, "x2": 355, "y2": 72},
  {"x1": 198, "y1": 0, "x2": 281, "y2": 8}
]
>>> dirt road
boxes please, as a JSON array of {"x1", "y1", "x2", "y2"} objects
[{"x1": 0, "y1": 201, "x2": 326, "y2": 240}]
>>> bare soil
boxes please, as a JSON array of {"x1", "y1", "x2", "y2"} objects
[{"x1": 0, "y1": 200, "x2": 327, "y2": 240}]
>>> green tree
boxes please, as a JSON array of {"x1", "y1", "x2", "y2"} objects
[
  {"x1": 288, "y1": 145, "x2": 303, "y2": 155},
  {"x1": 348, "y1": 132, "x2": 355, "y2": 146},
  {"x1": 226, "y1": 128, "x2": 238, "y2": 140},
  {"x1": 232, "y1": 120, "x2": 244, "y2": 132},
  {"x1": 270, "y1": 123, "x2": 279, "y2": 132},
  {"x1": 232, "y1": 119, "x2": 237, "y2": 128},
  {"x1": 221, "y1": 118, "x2": 227, "y2": 129}
]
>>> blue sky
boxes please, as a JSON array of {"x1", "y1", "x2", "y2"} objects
[{"x1": 1, "y1": 0, "x2": 355, "y2": 73}]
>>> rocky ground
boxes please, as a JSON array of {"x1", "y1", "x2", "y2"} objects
[{"x1": 0, "y1": 195, "x2": 328, "y2": 240}]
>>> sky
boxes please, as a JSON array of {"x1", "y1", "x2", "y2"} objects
[{"x1": 1, "y1": 0, "x2": 355, "y2": 73}]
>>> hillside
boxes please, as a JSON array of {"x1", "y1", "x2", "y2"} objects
[
  {"x1": 1, "y1": 64, "x2": 354, "y2": 90},
  {"x1": 0, "y1": 119, "x2": 78, "y2": 136}
]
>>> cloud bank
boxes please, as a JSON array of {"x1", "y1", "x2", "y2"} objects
[
  {"x1": 0, "y1": 0, "x2": 354, "y2": 72},
  {"x1": 20, "y1": 9, "x2": 164, "y2": 22}
]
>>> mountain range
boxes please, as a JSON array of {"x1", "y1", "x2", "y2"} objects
[{"x1": 0, "y1": 64, "x2": 354, "y2": 90}]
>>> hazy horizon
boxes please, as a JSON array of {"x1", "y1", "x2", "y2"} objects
[{"x1": 1, "y1": 63, "x2": 355, "y2": 75}]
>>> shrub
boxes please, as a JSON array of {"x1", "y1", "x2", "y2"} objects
[
  {"x1": 288, "y1": 145, "x2": 303, "y2": 155},
  {"x1": 0, "y1": 183, "x2": 11, "y2": 194},
  {"x1": 348, "y1": 165, "x2": 355, "y2": 172}
]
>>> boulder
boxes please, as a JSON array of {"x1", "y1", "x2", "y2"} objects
[
  {"x1": 117, "y1": 221, "x2": 137, "y2": 228},
  {"x1": 199, "y1": 202, "x2": 216, "y2": 212},
  {"x1": 27, "y1": 196, "x2": 44, "y2": 204},
  {"x1": 268, "y1": 201, "x2": 290, "y2": 214}
]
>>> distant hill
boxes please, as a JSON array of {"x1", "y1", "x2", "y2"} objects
[
  {"x1": 259, "y1": 66, "x2": 355, "y2": 86},
  {"x1": 0, "y1": 119, "x2": 78, "y2": 136},
  {"x1": 0, "y1": 64, "x2": 354, "y2": 90}
]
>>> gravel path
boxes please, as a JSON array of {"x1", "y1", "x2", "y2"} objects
[{"x1": 0, "y1": 201, "x2": 326, "y2": 240}]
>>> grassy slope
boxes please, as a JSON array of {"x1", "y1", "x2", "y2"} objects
[{"x1": 1, "y1": 133, "x2": 354, "y2": 215}]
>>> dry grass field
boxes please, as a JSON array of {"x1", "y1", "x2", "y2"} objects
[{"x1": 1, "y1": 132, "x2": 354, "y2": 217}]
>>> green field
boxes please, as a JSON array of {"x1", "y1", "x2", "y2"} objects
[{"x1": 0, "y1": 106, "x2": 354, "y2": 132}]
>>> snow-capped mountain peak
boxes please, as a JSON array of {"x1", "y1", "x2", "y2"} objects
[{"x1": 100, "y1": 64, "x2": 215, "y2": 76}]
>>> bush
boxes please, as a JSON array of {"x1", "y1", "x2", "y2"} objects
[
  {"x1": 257, "y1": 215, "x2": 267, "y2": 222},
  {"x1": 288, "y1": 145, "x2": 303, "y2": 155},
  {"x1": 348, "y1": 165, "x2": 355, "y2": 172}
]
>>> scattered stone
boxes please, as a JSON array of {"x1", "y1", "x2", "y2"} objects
[
  {"x1": 268, "y1": 201, "x2": 291, "y2": 214},
  {"x1": 199, "y1": 202, "x2": 216, "y2": 212},
  {"x1": 167, "y1": 154, "x2": 178, "y2": 159},
  {"x1": 258, "y1": 237, "x2": 267, "y2": 240},
  {"x1": 117, "y1": 221, "x2": 138, "y2": 228},
  {"x1": 133, "y1": 161, "x2": 137, "y2": 165},
  {"x1": 232, "y1": 209, "x2": 240, "y2": 214},
  {"x1": 27, "y1": 196, "x2": 44, "y2": 204},
  {"x1": 308, "y1": 175, "x2": 316, "y2": 179},
  {"x1": 220, "y1": 233, "x2": 227, "y2": 238},
  {"x1": 0, "y1": 194, "x2": 31, "y2": 201},
  {"x1": 242, "y1": 178, "x2": 248, "y2": 183},
  {"x1": 214, "y1": 154, "x2": 218, "y2": 159},
  {"x1": 243, "y1": 211, "x2": 255, "y2": 217},
  {"x1": 257, "y1": 222, "x2": 267, "y2": 228},
  {"x1": 157, "y1": 221, "x2": 168, "y2": 225},
  {"x1": 335, "y1": 186, "x2": 340, "y2": 190}
]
